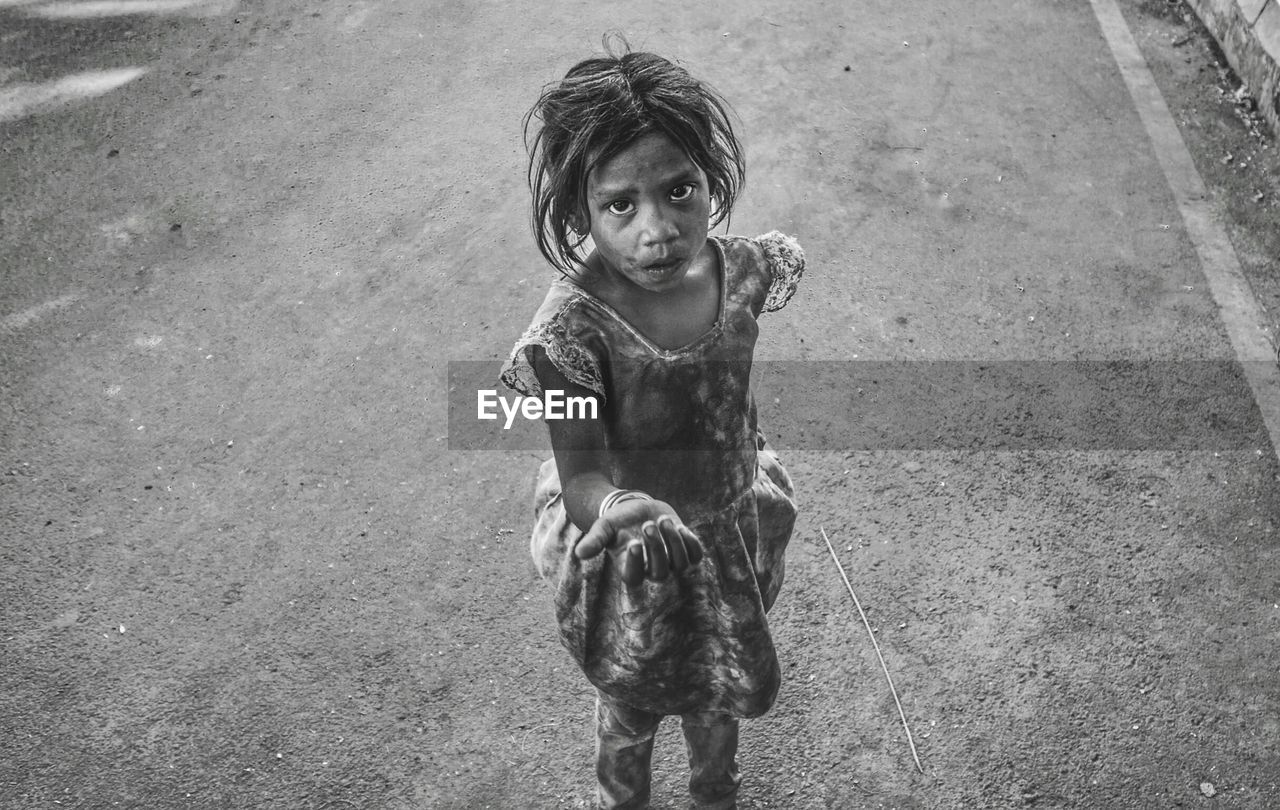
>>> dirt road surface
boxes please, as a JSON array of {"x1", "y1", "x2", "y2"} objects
[{"x1": 3, "y1": 0, "x2": 1279, "y2": 807}]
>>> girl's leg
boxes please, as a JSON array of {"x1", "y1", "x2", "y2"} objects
[
  {"x1": 595, "y1": 692, "x2": 662, "y2": 810},
  {"x1": 680, "y1": 712, "x2": 740, "y2": 809}
]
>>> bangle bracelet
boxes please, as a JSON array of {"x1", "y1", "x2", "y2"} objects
[{"x1": 598, "y1": 489, "x2": 653, "y2": 519}]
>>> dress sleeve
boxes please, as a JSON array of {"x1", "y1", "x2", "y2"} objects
[
  {"x1": 499, "y1": 300, "x2": 607, "y2": 402},
  {"x1": 756, "y1": 231, "x2": 805, "y2": 313}
]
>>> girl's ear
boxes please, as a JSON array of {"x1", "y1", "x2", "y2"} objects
[{"x1": 568, "y1": 212, "x2": 587, "y2": 237}]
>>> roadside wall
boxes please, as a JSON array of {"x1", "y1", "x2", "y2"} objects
[{"x1": 1185, "y1": 0, "x2": 1280, "y2": 135}]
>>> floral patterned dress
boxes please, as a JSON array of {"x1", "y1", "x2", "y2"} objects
[{"x1": 500, "y1": 232, "x2": 804, "y2": 719}]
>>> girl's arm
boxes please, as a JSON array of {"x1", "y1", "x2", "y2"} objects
[
  {"x1": 528, "y1": 345, "x2": 612, "y2": 531},
  {"x1": 529, "y1": 346, "x2": 701, "y2": 585}
]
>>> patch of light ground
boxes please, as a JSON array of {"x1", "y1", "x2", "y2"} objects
[
  {"x1": 24, "y1": 0, "x2": 235, "y2": 17},
  {"x1": 0, "y1": 294, "x2": 79, "y2": 333},
  {"x1": 0, "y1": 67, "x2": 148, "y2": 123}
]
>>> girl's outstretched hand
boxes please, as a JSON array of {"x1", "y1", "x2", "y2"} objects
[{"x1": 575, "y1": 498, "x2": 703, "y2": 587}]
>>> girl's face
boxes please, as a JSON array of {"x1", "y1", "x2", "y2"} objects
[{"x1": 582, "y1": 132, "x2": 711, "y2": 293}]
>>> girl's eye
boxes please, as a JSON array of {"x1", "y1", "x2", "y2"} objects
[
  {"x1": 670, "y1": 184, "x2": 695, "y2": 202},
  {"x1": 607, "y1": 200, "x2": 634, "y2": 216}
]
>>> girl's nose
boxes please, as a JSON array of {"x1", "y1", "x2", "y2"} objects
[{"x1": 639, "y1": 206, "x2": 679, "y2": 245}]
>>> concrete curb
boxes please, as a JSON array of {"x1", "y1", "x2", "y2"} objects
[{"x1": 1185, "y1": 0, "x2": 1280, "y2": 135}]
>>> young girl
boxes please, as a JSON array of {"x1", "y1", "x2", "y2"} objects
[{"x1": 500, "y1": 42, "x2": 803, "y2": 810}]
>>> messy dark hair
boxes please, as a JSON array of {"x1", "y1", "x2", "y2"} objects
[{"x1": 523, "y1": 37, "x2": 747, "y2": 274}]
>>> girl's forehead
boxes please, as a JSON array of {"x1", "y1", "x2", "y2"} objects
[{"x1": 587, "y1": 132, "x2": 701, "y2": 193}]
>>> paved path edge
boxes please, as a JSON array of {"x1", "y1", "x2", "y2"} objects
[{"x1": 1186, "y1": 0, "x2": 1280, "y2": 135}]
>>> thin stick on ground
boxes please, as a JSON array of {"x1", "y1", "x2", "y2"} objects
[{"x1": 820, "y1": 526, "x2": 925, "y2": 774}]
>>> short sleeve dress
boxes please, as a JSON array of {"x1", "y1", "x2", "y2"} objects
[{"x1": 500, "y1": 232, "x2": 804, "y2": 719}]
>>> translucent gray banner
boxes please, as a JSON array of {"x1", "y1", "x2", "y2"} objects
[{"x1": 447, "y1": 360, "x2": 1269, "y2": 451}]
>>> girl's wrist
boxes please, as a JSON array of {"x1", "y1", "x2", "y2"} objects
[{"x1": 598, "y1": 488, "x2": 653, "y2": 520}]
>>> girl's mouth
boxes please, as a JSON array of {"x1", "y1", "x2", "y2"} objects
[{"x1": 644, "y1": 258, "x2": 681, "y2": 274}]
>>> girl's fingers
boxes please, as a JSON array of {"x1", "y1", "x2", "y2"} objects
[
  {"x1": 656, "y1": 517, "x2": 689, "y2": 572},
  {"x1": 621, "y1": 540, "x2": 646, "y2": 586},
  {"x1": 593, "y1": 514, "x2": 699, "y2": 583},
  {"x1": 642, "y1": 522, "x2": 669, "y2": 581},
  {"x1": 679, "y1": 525, "x2": 704, "y2": 565}
]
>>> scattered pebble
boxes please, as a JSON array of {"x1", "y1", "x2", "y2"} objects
[
  {"x1": 52, "y1": 610, "x2": 80, "y2": 629},
  {"x1": 1200, "y1": 781, "x2": 1216, "y2": 798}
]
